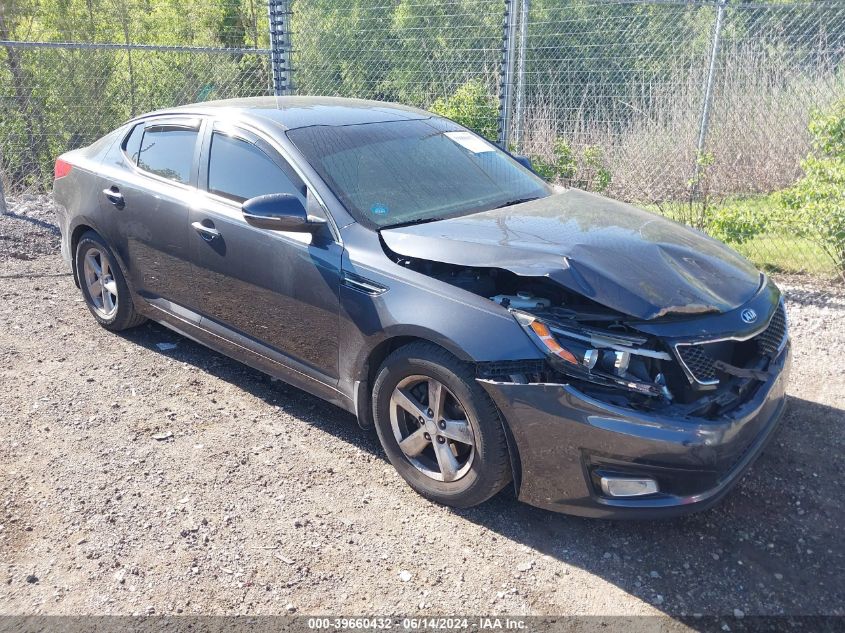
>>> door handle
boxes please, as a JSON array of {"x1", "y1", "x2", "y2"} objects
[
  {"x1": 102, "y1": 187, "x2": 124, "y2": 208},
  {"x1": 192, "y1": 221, "x2": 221, "y2": 241}
]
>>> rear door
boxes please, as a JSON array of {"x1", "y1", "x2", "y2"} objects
[
  {"x1": 99, "y1": 116, "x2": 202, "y2": 307},
  {"x1": 188, "y1": 121, "x2": 342, "y2": 383}
]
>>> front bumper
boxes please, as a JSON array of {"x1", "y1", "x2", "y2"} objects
[{"x1": 480, "y1": 342, "x2": 791, "y2": 519}]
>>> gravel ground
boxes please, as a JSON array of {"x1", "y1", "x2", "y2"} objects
[
  {"x1": 0, "y1": 199, "x2": 843, "y2": 619},
  {"x1": 0, "y1": 195, "x2": 61, "y2": 262}
]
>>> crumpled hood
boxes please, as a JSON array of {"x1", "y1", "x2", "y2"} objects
[{"x1": 380, "y1": 189, "x2": 762, "y2": 320}]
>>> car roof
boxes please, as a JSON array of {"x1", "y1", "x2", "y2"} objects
[{"x1": 142, "y1": 96, "x2": 433, "y2": 130}]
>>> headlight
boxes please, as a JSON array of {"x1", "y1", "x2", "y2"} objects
[{"x1": 513, "y1": 310, "x2": 673, "y2": 399}]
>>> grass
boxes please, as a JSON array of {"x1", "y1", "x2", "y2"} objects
[
  {"x1": 734, "y1": 234, "x2": 834, "y2": 276},
  {"x1": 644, "y1": 195, "x2": 838, "y2": 277}
]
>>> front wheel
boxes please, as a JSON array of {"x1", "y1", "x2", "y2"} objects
[{"x1": 372, "y1": 342, "x2": 512, "y2": 508}]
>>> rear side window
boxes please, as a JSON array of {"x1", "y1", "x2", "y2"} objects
[
  {"x1": 137, "y1": 126, "x2": 198, "y2": 184},
  {"x1": 207, "y1": 132, "x2": 303, "y2": 203}
]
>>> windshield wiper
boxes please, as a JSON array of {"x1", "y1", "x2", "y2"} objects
[
  {"x1": 493, "y1": 196, "x2": 541, "y2": 210},
  {"x1": 380, "y1": 217, "x2": 446, "y2": 230}
]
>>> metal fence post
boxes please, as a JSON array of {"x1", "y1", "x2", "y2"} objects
[
  {"x1": 0, "y1": 148, "x2": 6, "y2": 215},
  {"x1": 497, "y1": 0, "x2": 518, "y2": 148},
  {"x1": 0, "y1": 174, "x2": 7, "y2": 215},
  {"x1": 268, "y1": 0, "x2": 293, "y2": 96},
  {"x1": 513, "y1": 0, "x2": 530, "y2": 152},
  {"x1": 692, "y1": 0, "x2": 726, "y2": 198}
]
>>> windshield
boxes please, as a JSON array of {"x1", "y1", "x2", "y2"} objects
[{"x1": 286, "y1": 118, "x2": 552, "y2": 228}]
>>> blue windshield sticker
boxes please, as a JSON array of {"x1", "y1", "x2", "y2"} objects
[{"x1": 370, "y1": 203, "x2": 389, "y2": 215}]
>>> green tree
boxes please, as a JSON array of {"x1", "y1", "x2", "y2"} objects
[{"x1": 429, "y1": 79, "x2": 498, "y2": 140}]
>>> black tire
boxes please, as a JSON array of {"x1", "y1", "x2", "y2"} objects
[
  {"x1": 75, "y1": 231, "x2": 146, "y2": 331},
  {"x1": 372, "y1": 341, "x2": 512, "y2": 508}
]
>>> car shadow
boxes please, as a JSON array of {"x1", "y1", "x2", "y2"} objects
[
  {"x1": 451, "y1": 394, "x2": 845, "y2": 616},
  {"x1": 119, "y1": 320, "x2": 383, "y2": 455},
  {"x1": 119, "y1": 321, "x2": 844, "y2": 618},
  {"x1": 2, "y1": 211, "x2": 61, "y2": 234}
]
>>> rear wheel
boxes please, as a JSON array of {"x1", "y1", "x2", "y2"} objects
[
  {"x1": 75, "y1": 231, "x2": 146, "y2": 331},
  {"x1": 372, "y1": 342, "x2": 511, "y2": 508}
]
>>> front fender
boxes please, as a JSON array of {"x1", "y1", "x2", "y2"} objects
[{"x1": 336, "y1": 240, "x2": 544, "y2": 400}]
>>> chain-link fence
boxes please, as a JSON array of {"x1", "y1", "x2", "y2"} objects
[
  {"x1": 0, "y1": 0, "x2": 272, "y2": 196},
  {"x1": 2, "y1": 0, "x2": 844, "y2": 278},
  {"x1": 511, "y1": 0, "x2": 845, "y2": 277},
  {"x1": 288, "y1": 0, "x2": 845, "y2": 277},
  {"x1": 290, "y1": 0, "x2": 503, "y2": 127}
]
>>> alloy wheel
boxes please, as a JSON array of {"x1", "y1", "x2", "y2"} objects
[
  {"x1": 389, "y1": 375, "x2": 477, "y2": 482},
  {"x1": 82, "y1": 247, "x2": 119, "y2": 319}
]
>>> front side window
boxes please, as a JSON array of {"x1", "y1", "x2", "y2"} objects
[
  {"x1": 286, "y1": 118, "x2": 551, "y2": 228},
  {"x1": 207, "y1": 132, "x2": 303, "y2": 203},
  {"x1": 136, "y1": 126, "x2": 198, "y2": 184}
]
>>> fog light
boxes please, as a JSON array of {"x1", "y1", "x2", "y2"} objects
[{"x1": 600, "y1": 476, "x2": 659, "y2": 498}]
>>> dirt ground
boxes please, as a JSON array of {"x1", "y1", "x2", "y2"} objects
[{"x1": 0, "y1": 200, "x2": 843, "y2": 620}]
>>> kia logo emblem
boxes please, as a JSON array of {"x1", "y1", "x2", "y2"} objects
[{"x1": 741, "y1": 308, "x2": 758, "y2": 324}]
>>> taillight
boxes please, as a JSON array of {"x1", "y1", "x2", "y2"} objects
[{"x1": 54, "y1": 158, "x2": 72, "y2": 180}]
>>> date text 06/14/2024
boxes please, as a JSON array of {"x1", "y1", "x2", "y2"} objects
[{"x1": 306, "y1": 618, "x2": 527, "y2": 630}]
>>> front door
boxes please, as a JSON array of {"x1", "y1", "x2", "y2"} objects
[{"x1": 188, "y1": 123, "x2": 341, "y2": 383}]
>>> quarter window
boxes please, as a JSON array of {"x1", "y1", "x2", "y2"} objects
[
  {"x1": 136, "y1": 126, "x2": 198, "y2": 184},
  {"x1": 207, "y1": 132, "x2": 303, "y2": 203},
  {"x1": 122, "y1": 123, "x2": 144, "y2": 164}
]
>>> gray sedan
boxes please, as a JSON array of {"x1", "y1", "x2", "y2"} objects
[{"x1": 52, "y1": 96, "x2": 790, "y2": 518}]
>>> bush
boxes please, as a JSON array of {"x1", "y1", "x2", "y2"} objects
[
  {"x1": 429, "y1": 80, "x2": 499, "y2": 141},
  {"x1": 528, "y1": 138, "x2": 611, "y2": 192},
  {"x1": 581, "y1": 145, "x2": 612, "y2": 193},
  {"x1": 777, "y1": 100, "x2": 845, "y2": 276},
  {"x1": 704, "y1": 203, "x2": 769, "y2": 245},
  {"x1": 528, "y1": 155, "x2": 557, "y2": 181}
]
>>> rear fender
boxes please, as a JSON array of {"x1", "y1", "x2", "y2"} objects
[{"x1": 68, "y1": 216, "x2": 138, "y2": 300}]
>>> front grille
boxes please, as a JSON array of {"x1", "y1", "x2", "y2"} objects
[
  {"x1": 676, "y1": 344, "x2": 718, "y2": 384},
  {"x1": 675, "y1": 302, "x2": 787, "y2": 386},
  {"x1": 756, "y1": 303, "x2": 787, "y2": 357}
]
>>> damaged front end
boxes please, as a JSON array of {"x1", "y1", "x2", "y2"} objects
[
  {"x1": 387, "y1": 249, "x2": 787, "y2": 421},
  {"x1": 503, "y1": 308, "x2": 674, "y2": 402},
  {"x1": 376, "y1": 188, "x2": 791, "y2": 419},
  {"x1": 479, "y1": 297, "x2": 788, "y2": 421},
  {"x1": 373, "y1": 189, "x2": 790, "y2": 516}
]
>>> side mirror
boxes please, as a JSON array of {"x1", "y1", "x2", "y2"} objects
[
  {"x1": 513, "y1": 154, "x2": 533, "y2": 171},
  {"x1": 242, "y1": 193, "x2": 326, "y2": 233}
]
